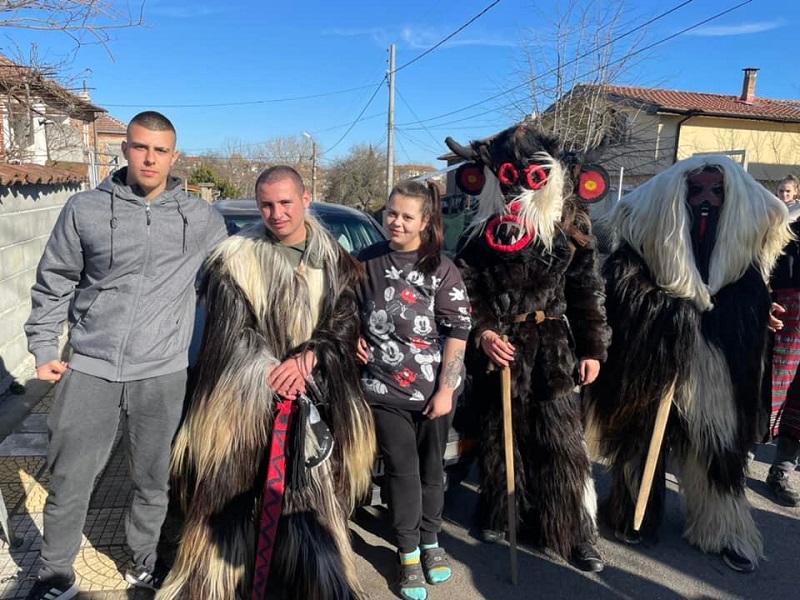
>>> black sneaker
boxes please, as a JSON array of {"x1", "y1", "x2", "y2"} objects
[
  {"x1": 721, "y1": 547, "x2": 755, "y2": 573},
  {"x1": 766, "y1": 468, "x2": 800, "y2": 507},
  {"x1": 124, "y1": 561, "x2": 167, "y2": 590},
  {"x1": 25, "y1": 575, "x2": 78, "y2": 599},
  {"x1": 570, "y1": 542, "x2": 604, "y2": 573}
]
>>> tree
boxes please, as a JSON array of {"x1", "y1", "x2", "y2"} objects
[
  {"x1": 508, "y1": 0, "x2": 651, "y2": 157},
  {"x1": 0, "y1": 1, "x2": 145, "y2": 164},
  {"x1": 172, "y1": 135, "x2": 318, "y2": 199},
  {"x1": 187, "y1": 163, "x2": 242, "y2": 200},
  {"x1": 1, "y1": 1, "x2": 144, "y2": 52},
  {"x1": 324, "y1": 144, "x2": 386, "y2": 212}
]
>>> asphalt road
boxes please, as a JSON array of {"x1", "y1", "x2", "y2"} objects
[{"x1": 349, "y1": 443, "x2": 799, "y2": 600}]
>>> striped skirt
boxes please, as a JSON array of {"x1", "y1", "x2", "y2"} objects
[{"x1": 771, "y1": 289, "x2": 800, "y2": 439}]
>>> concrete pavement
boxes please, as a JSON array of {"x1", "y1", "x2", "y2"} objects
[
  {"x1": 0, "y1": 382, "x2": 152, "y2": 599},
  {"x1": 0, "y1": 379, "x2": 798, "y2": 599}
]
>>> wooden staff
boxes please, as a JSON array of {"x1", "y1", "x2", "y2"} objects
[
  {"x1": 633, "y1": 380, "x2": 676, "y2": 531},
  {"x1": 500, "y1": 336, "x2": 518, "y2": 585}
]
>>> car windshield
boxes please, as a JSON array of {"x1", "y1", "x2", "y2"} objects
[
  {"x1": 324, "y1": 216, "x2": 383, "y2": 254},
  {"x1": 217, "y1": 204, "x2": 384, "y2": 256}
]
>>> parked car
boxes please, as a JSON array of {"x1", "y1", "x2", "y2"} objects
[
  {"x1": 213, "y1": 198, "x2": 386, "y2": 255},
  {"x1": 193, "y1": 199, "x2": 477, "y2": 504}
]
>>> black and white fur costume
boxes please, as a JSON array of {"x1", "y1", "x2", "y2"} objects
[
  {"x1": 157, "y1": 217, "x2": 376, "y2": 600},
  {"x1": 586, "y1": 154, "x2": 791, "y2": 566},
  {"x1": 449, "y1": 124, "x2": 612, "y2": 559}
]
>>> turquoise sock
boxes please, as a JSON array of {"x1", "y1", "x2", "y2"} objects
[
  {"x1": 399, "y1": 549, "x2": 426, "y2": 600},
  {"x1": 420, "y1": 543, "x2": 438, "y2": 550},
  {"x1": 421, "y1": 543, "x2": 452, "y2": 584}
]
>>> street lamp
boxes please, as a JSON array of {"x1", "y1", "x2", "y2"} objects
[{"x1": 302, "y1": 132, "x2": 318, "y2": 202}]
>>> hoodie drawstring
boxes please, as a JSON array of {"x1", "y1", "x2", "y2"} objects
[
  {"x1": 109, "y1": 190, "x2": 189, "y2": 268},
  {"x1": 109, "y1": 189, "x2": 118, "y2": 268},
  {"x1": 175, "y1": 198, "x2": 188, "y2": 253}
]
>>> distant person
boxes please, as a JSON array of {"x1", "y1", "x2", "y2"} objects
[
  {"x1": 357, "y1": 180, "x2": 471, "y2": 600},
  {"x1": 777, "y1": 174, "x2": 800, "y2": 208},
  {"x1": 23, "y1": 111, "x2": 228, "y2": 600},
  {"x1": 766, "y1": 173, "x2": 800, "y2": 507}
]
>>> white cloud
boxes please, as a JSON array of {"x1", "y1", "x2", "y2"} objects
[
  {"x1": 325, "y1": 27, "x2": 390, "y2": 46},
  {"x1": 326, "y1": 25, "x2": 516, "y2": 49},
  {"x1": 400, "y1": 26, "x2": 517, "y2": 49},
  {"x1": 686, "y1": 20, "x2": 783, "y2": 37}
]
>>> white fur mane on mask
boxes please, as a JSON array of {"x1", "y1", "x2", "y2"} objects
[
  {"x1": 612, "y1": 154, "x2": 791, "y2": 311},
  {"x1": 465, "y1": 152, "x2": 567, "y2": 252}
]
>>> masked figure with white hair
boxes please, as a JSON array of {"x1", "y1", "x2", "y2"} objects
[
  {"x1": 586, "y1": 155, "x2": 791, "y2": 573},
  {"x1": 448, "y1": 123, "x2": 612, "y2": 572}
]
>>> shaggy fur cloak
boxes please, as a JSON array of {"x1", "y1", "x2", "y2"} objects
[
  {"x1": 585, "y1": 154, "x2": 791, "y2": 566},
  {"x1": 157, "y1": 218, "x2": 376, "y2": 600},
  {"x1": 452, "y1": 124, "x2": 612, "y2": 558}
]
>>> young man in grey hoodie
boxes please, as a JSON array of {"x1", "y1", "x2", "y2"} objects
[{"x1": 23, "y1": 111, "x2": 228, "y2": 600}]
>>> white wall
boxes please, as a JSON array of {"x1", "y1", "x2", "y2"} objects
[{"x1": 0, "y1": 182, "x2": 83, "y2": 395}]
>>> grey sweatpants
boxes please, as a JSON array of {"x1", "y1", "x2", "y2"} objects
[{"x1": 39, "y1": 369, "x2": 186, "y2": 580}]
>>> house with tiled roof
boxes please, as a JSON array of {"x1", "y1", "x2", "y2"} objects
[
  {"x1": 577, "y1": 68, "x2": 800, "y2": 188},
  {"x1": 0, "y1": 54, "x2": 106, "y2": 185},
  {"x1": 95, "y1": 114, "x2": 127, "y2": 179},
  {"x1": 0, "y1": 55, "x2": 101, "y2": 395},
  {"x1": 439, "y1": 69, "x2": 800, "y2": 202}
]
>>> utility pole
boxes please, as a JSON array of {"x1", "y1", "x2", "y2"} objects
[
  {"x1": 386, "y1": 44, "x2": 396, "y2": 201},
  {"x1": 303, "y1": 132, "x2": 318, "y2": 201}
]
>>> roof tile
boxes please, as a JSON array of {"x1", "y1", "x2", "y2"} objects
[
  {"x1": 599, "y1": 84, "x2": 800, "y2": 122},
  {"x1": 0, "y1": 163, "x2": 86, "y2": 186}
]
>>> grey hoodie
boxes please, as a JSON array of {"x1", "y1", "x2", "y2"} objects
[{"x1": 25, "y1": 168, "x2": 228, "y2": 382}]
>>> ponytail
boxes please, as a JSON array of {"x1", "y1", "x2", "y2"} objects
[{"x1": 389, "y1": 179, "x2": 444, "y2": 275}]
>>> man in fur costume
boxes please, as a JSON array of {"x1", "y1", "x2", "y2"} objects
[
  {"x1": 158, "y1": 166, "x2": 376, "y2": 600},
  {"x1": 447, "y1": 123, "x2": 612, "y2": 572},
  {"x1": 585, "y1": 155, "x2": 791, "y2": 573}
]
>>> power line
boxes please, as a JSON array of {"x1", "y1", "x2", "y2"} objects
[
  {"x1": 395, "y1": 85, "x2": 442, "y2": 148},
  {"x1": 102, "y1": 83, "x2": 381, "y2": 109},
  {"x1": 394, "y1": 0, "x2": 502, "y2": 73},
  {"x1": 308, "y1": 112, "x2": 384, "y2": 134},
  {"x1": 395, "y1": 131, "x2": 414, "y2": 164},
  {"x1": 325, "y1": 75, "x2": 388, "y2": 154},
  {"x1": 396, "y1": 128, "x2": 443, "y2": 156},
  {"x1": 394, "y1": 0, "x2": 699, "y2": 128}
]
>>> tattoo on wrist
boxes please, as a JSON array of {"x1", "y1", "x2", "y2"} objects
[{"x1": 443, "y1": 348, "x2": 465, "y2": 388}]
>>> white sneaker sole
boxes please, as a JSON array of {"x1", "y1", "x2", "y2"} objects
[{"x1": 124, "y1": 571, "x2": 157, "y2": 590}]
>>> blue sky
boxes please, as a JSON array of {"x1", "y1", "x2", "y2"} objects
[{"x1": 7, "y1": 0, "x2": 798, "y2": 167}]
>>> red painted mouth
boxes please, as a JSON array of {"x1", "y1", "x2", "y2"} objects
[{"x1": 484, "y1": 202, "x2": 535, "y2": 253}]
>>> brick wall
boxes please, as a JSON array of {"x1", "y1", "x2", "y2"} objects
[{"x1": 0, "y1": 182, "x2": 83, "y2": 395}]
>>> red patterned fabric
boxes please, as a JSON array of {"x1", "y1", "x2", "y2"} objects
[
  {"x1": 771, "y1": 289, "x2": 800, "y2": 439},
  {"x1": 251, "y1": 400, "x2": 295, "y2": 600}
]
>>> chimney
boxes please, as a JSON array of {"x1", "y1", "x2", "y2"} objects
[{"x1": 740, "y1": 68, "x2": 759, "y2": 103}]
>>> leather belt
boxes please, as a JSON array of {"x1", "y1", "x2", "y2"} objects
[{"x1": 509, "y1": 310, "x2": 562, "y2": 324}]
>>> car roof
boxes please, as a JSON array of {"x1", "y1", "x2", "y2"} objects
[{"x1": 214, "y1": 198, "x2": 375, "y2": 222}]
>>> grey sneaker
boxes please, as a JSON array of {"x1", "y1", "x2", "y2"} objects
[
  {"x1": 25, "y1": 575, "x2": 78, "y2": 599},
  {"x1": 766, "y1": 467, "x2": 800, "y2": 507}
]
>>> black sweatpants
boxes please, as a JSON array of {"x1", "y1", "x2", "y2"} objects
[{"x1": 372, "y1": 404, "x2": 451, "y2": 554}]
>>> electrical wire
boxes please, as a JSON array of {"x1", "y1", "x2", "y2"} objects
[
  {"x1": 395, "y1": 86, "x2": 442, "y2": 148},
  {"x1": 394, "y1": 0, "x2": 701, "y2": 127},
  {"x1": 102, "y1": 83, "x2": 381, "y2": 109},
  {"x1": 325, "y1": 75, "x2": 388, "y2": 154},
  {"x1": 393, "y1": 0, "x2": 502, "y2": 73}
]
